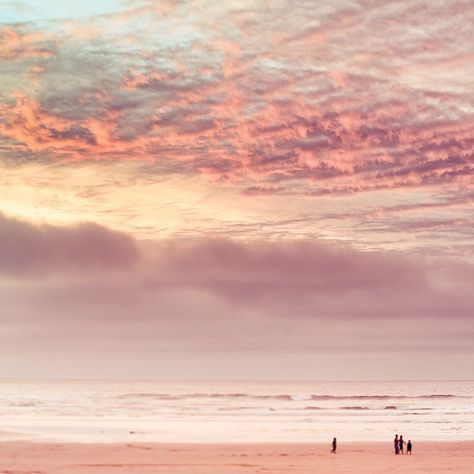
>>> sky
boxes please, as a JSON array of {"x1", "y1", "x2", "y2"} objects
[{"x1": 0, "y1": 0, "x2": 473, "y2": 380}]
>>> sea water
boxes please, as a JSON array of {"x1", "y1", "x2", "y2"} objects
[{"x1": 0, "y1": 380, "x2": 472, "y2": 442}]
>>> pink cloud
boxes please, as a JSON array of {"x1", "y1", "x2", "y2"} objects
[
  {"x1": 0, "y1": 212, "x2": 138, "y2": 277},
  {"x1": 0, "y1": 26, "x2": 55, "y2": 60},
  {"x1": 1, "y1": 0, "x2": 472, "y2": 198}
]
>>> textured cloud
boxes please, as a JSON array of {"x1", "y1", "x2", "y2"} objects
[
  {"x1": 0, "y1": 0, "x2": 472, "y2": 193},
  {"x1": 0, "y1": 25, "x2": 56, "y2": 60}
]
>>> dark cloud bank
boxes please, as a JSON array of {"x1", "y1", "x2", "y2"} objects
[
  {"x1": 1, "y1": 212, "x2": 473, "y2": 379},
  {"x1": 1, "y1": 212, "x2": 472, "y2": 320}
]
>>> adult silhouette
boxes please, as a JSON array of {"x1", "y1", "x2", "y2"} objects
[{"x1": 399, "y1": 435, "x2": 405, "y2": 454}]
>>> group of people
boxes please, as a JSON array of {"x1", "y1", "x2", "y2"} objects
[
  {"x1": 330, "y1": 436, "x2": 412, "y2": 455},
  {"x1": 394, "y1": 434, "x2": 412, "y2": 454}
]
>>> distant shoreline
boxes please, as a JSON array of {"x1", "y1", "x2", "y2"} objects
[{"x1": 1, "y1": 439, "x2": 474, "y2": 444}]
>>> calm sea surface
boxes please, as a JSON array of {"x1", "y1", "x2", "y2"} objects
[{"x1": 0, "y1": 380, "x2": 472, "y2": 442}]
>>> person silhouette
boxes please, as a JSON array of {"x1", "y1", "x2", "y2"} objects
[
  {"x1": 407, "y1": 440, "x2": 412, "y2": 454},
  {"x1": 399, "y1": 435, "x2": 405, "y2": 454},
  {"x1": 394, "y1": 434, "x2": 399, "y2": 454},
  {"x1": 331, "y1": 437, "x2": 337, "y2": 453}
]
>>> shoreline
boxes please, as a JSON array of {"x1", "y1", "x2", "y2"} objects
[
  {"x1": 1, "y1": 438, "x2": 473, "y2": 444},
  {"x1": 1, "y1": 441, "x2": 473, "y2": 473}
]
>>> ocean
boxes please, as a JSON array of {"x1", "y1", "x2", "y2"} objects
[{"x1": 0, "y1": 380, "x2": 472, "y2": 443}]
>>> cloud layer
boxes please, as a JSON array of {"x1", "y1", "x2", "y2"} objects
[
  {"x1": 0, "y1": 212, "x2": 138, "y2": 276},
  {"x1": 0, "y1": 0, "x2": 473, "y2": 195},
  {"x1": 1, "y1": 213, "x2": 472, "y2": 377}
]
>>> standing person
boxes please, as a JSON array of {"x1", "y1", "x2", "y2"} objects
[
  {"x1": 407, "y1": 440, "x2": 412, "y2": 454},
  {"x1": 394, "y1": 434, "x2": 399, "y2": 454},
  {"x1": 331, "y1": 437, "x2": 337, "y2": 453},
  {"x1": 399, "y1": 435, "x2": 405, "y2": 454}
]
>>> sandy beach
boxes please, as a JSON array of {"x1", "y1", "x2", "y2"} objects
[{"x1": 0, "y1": 441, "x2": 473, "y2": 473}]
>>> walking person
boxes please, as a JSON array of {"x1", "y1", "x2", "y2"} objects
[
  {"x1": 407, "y1": 440, "x2": 412, "y2": 454},
  {"x1": 399, "y1": 435, "x2": 405, "y2": 454},
  {"x1": 394, "y1": 434, "x2": 399, "y2": 454},
  {"x1": 331, "y1": 437, "x2": 337, "y2": 453}
]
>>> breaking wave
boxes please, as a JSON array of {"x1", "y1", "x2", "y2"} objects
[{"x1": 118, "y1": 392, "x2": 461, "y2": 402}]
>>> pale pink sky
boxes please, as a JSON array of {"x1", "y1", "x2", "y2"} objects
[{"x1": 0, "y1": 0, "x2": 473, "y2": 379}]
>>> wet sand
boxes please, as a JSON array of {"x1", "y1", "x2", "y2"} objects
[{"x1": 0, "y1": 441, "x2": 472, "y2": 473}]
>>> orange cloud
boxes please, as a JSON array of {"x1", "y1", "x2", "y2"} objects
[{"x1": 0, "y1": 26, "x2": 55, "y2": 60}]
